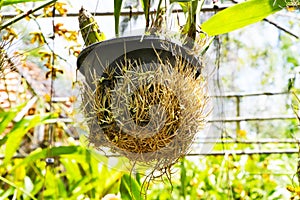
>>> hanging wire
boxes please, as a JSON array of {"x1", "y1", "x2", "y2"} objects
[
  {"x1": 45, "y1": 2, "x2": 56, "y2": 166},
  {"x1": 213, "y1": 31, "x2": 234, "y2": 198},
  {"x1": 42, "y1": 3, "x2": 56, "y2": 199},
  {"x1": 94, "y1": 0, "x2": 100, "y2": 17}
]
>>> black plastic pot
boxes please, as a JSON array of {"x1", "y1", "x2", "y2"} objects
[{"x1": 77, "y1": 35, "x2": 202, "y2": 90}]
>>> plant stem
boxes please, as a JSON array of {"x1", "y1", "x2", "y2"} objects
[
  {"x1": 0, "y1": 176, "x2": 38, "y2": 200},
  {"x1": 0, "y1": 0, "x2": 57, "y2": 31}
]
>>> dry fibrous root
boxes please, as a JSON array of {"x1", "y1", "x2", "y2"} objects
[{"x1": 81, "y1": 50, "x2": 212, "y2": 179}]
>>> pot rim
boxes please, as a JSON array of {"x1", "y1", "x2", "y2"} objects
[{"x1": 76, "y1": 34, "x2": 201, "y2": 71}]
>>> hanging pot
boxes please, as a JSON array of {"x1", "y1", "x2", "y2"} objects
[
  {"x1": 77, "y1": 35, "x2": 209, "y2": 165},
  {"x1": 77, "y1": 35, "x2": 202, "y2": 89}
]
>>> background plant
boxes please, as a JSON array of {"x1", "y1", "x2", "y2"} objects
[{"x1": 0, "y1": 0, "x2": 299, "y2": 199}]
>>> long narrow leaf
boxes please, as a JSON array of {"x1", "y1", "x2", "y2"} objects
[
  {"x1": 114, "y1": 0, "x2": 123, "y2": 36},
  {"x1": 120, "y1": 174, "x2": 143, "y2": 200},
  {"x1": 4, "y1": 116, "x2": 41, "y2": 165},
  {"x1": 2, "y1": 0, "x2": 47, "y2": 6},
  {"x1": 140, "y1": 0, "x2": 150, "y2": 28},
  {"x1": 3, "y1": 113, "x2": 55, "y2": 165},
  {"x1": 170, "y1": 0, "x2": 193, "y2": 2},
  {"x1": 180, "y1": 159, "x2": 187, "y2": 197},
  {"x1": 102, "y1": 170, "x2": 123, "y2": 195},
  {"x1": 0, "y1": 176, "x2": 38, "y2": 200},
  {"x1": 0, "y1": 0, "x2": 57, "y2": 30},
  {"x1": 181, "y1": 0, "x2": 198, "y2": 39},
  {"x1": 11, "y1": 146, "x2": 81, "y2": 172},
  {"x1": 201, "y1": 0, "x2": 286, "y2": 36},
  {"x1": 69, "y1": 176, "x2": 95, "y2": 198},
  {"x1": 0, "y1": 104, "x2": 24, "y2": 134}
]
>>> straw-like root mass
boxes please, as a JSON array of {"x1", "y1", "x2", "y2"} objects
[{"x1": 82, "y1": 54, "x2": 211, "y2": 169}]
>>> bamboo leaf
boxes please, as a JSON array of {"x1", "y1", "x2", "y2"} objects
[
  {"x1": 114, "y1": 0, "x2": 123, "y2": 36},
  {"x1": 120, "y1": 174, "x2": 143, "y2": 200},
  {"x1": 201, "y1": 0, "x2": 286, "y2": 36}
]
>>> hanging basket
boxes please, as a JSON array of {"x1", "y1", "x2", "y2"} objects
[{"x1": 77, "y1": 35, "x2": 211, "y2": 167}]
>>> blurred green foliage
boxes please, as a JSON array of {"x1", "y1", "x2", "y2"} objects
[
  {"x1": 0, "y1": 104, "x2": 297, "y2": 199},
  {"x1": 0, "y1": 105, "x2": 147, "y2": 199},
  {"x1": 1, "y1": 0, "x2": 300, "y2": 199},
  {"x1": 147, "y1": 153, "x2": 296, "y2": 200}
]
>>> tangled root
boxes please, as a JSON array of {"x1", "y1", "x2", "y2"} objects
[{"x1": 82, "y1": 52, "x2": 211, "y2": 173}]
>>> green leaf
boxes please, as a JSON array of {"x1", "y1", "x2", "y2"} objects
[
  {"x1": 3, "y1": 116, "x2": 40, "y2": 165},
  {"x1": 1, "y1": 0, "x2": 47, "y2": 6},
  {"x1": 56, "y1": 177, "x2": 68, "y2": 198},
  {"x1": 114, "y1": 0, "x2": 123, "y2": 36},
  {"x1": 60, "y1": 158, "x2": 82, "y2": 182},
  {"x1": 1, "y1": 0, "x2": 57, "y2": 30},
  {"x1": 180, "y1": 159, "x2": 187, "y2": 197},
  {"x1": 79, "y1": 7, "x2": 106, "y2": 46},
  {"x1": 102, "y1": 170, "x2": 123, "y2": 196},
  {"x1": 180, "y1": 0, "x2": 199, "y2": 39},
  {"x1": 287, "y1": 56, "x2": 299, "y2": 66},
  {"x1": 0, "y1": 176, "x2": 38, "y2": 200},
  {"x1": 120, "y1": 174, "x2": 143, "y2": 200},
  {"x1": 0, "y1": 135, "x2": 8, "y2": 146},
  {"x1": 0, "y1": 187, "x2": 14, "y2": 199},
  {"x1": 201, "y1": 0, "x2": 286, "y2": 36},
  {"x1": 0, "y1": 104, "x2": 24, "y2": 134},
  {"x1": 140, "y1": 0, "x2": 150, "y2": 27},
  {"x1": 69, "y1": 176, "x2": 95, "y2": 198},
  {"x1": 11, "y1": 146, "x2": 81, "y2": 172},
  {"x1": 31, "y1": 180, "x2": 44, "y2": 197},
  {"x1": 3, "y1": 113, "x2": 55, "y2": 165},
  {"x1": 171, "y1": 0, "x2": 193, "y2": 2}
]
